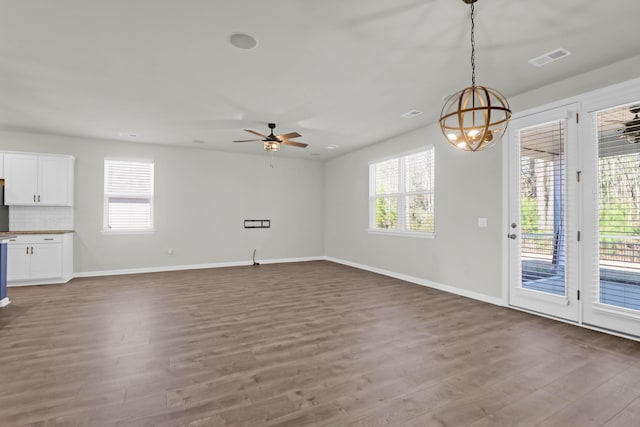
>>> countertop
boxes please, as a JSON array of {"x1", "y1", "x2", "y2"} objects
[{"x1": 0, "y1": 230, "x2": 74, "y2": 235}]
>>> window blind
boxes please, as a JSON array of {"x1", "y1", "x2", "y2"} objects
[
  {"x1": 373, "y1": 158, "x2": 399, "y2": 229},
  {"x1": 104, "y1": 159, "x2": 154, "y2": 231},
  {"x1": 519, "y1": 120, "x2": 566, "y2": 296},
  {"x1": 596, "y1": 103, "x2": 640, "y2": 311},
  {"x1": 370, "y1": 148, "x2": 434, "y2": 234}
]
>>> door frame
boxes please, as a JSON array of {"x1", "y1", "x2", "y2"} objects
[
  {"x1": 502, "y1": 76, "x2": 640, "y2": 340},
  {"x1": 505, "y1": 104, "x2": 580, "y2": 322},
  {"x1": 580, "y1": 82, "x2": 640, "y2": 338}
]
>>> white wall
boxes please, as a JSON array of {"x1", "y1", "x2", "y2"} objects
[
  {"x1": 325, "y1": 124, "x2": 503, "y2": 298},
  {"x1": 324, "y1": 54, "x2": 640, "y2": 301},
  {"x1": 3, "y1": 53, "x2": 639, "y2": 290},
  {"x1": 0, "y1": 132, "x2": 325, "y2": 274}
]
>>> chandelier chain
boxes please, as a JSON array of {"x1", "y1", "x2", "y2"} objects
[{"x1": 470, "y1": 2, "x2": 476, "y2": 87}]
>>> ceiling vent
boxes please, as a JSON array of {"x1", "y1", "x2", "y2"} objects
[
  {"x1": 401, "y1": 109, "x2": 423, "y2": 119},
  {"x1": 528, "y1": 48, "x2": 571, "y2": 67}
]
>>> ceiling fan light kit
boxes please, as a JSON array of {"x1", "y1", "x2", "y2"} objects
[
  {"x1": 439, "y1": 0, "x2": 512, "y2": 152},
  {"x1": 264, "y1": 141, "x2": 280, "y2": 152}
]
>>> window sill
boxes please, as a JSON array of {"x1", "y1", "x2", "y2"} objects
[
  {"x1": 367, "y1": 229, "x2": 435, "y2": 239},
  {"x1": 102, "y1": 229, "x2": 156, "y2": 235}
]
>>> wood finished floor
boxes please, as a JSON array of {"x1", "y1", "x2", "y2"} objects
[{"x1": 0, "y1": 261, "x2": 639, "y2": 427}]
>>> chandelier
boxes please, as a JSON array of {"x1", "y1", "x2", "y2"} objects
[{"x1": 439, "y1": 0, "x2": 512, "y2": 152}]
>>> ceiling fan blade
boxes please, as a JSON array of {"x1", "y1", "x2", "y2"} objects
[
  {"x1": 244, "y1": 129, "x2": 268, "y2": 138},
  {"x1": 233, "y1": 139, "x2": 261, "y2": 143},
  {"x1": 281, "y1": 140, "x2": 308, "y2": 148},
  {"x1": 277, "y1": 132, "x2": 302, "y2": 140}
]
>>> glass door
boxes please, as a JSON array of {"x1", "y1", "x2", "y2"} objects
[
  {"x1": 583, "y1": 100, "x2": 640, "y2": 338},
  {"x1": 508, "y1": 105, "x2": 579, "y2": 321}
]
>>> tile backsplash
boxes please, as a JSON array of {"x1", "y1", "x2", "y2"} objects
[{"x1": 9, "y1": 206, "x2": 74, "y2": 231}]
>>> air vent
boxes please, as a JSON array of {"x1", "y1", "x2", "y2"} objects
[
  {"x1": 401, "y1": 109, "x2": 423, "y2": 119},
  {"x1": 528, "y1": 48, "x2": 571, "y2": 67}
]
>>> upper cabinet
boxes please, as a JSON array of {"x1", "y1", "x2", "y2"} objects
[
  {"x1": 0, "y1": 153, "x2": 4, "y2": 178},
  {"x1": 4, "y1": 153, "x2": 74, "y2": 206}
]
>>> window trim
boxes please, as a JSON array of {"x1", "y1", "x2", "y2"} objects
[
  {"x1": 368, "y1": 146, "x2": 435, "y2": 238},
  {"x1": 103, "y1": 157, "x2": 155, "y2": 234}
]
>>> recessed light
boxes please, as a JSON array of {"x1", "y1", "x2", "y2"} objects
[
  {"x1": 192, "y1": 139, "x2": 205, "y2": 144},
  {"x1": 327, "y1": 145, "x2": 339, "y2": 150},
  {"x1": 229, "y1": 33, "x2": 257, "y2": 50},
  {"x1": 401, "y1": 109, "x2": 423, "y2": 119}
]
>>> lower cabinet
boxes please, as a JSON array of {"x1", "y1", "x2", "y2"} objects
[{"x1": 6, "y1": 234, "x2": 73, "y2": 286}]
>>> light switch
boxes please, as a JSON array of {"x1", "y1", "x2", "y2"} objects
[{"x1": 478, "y1": 217, "x2": 488, "y2": 228}]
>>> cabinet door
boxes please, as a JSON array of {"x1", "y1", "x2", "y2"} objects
[
  {"x1": 30, "y1": 244, "x2": 62, "y2": 279},
  {"x1": 7, "y1": 244, "x2": 31, "y2": 281},
  {"x1": 39, "y1": 156, "x2": 72, "y2": 206},
  {"x1": 0, "y1": 153, "x2": 4, "y2": 179},
  {"x1": 4, "y1": 154, "x2": 38, "y2": 205}
]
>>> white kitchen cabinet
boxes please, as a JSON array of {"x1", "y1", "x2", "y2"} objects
[
  {"x1": 30, "y1": 243, "x2": 63, "y2": 280},
  {"x1": 4, "y1": 153, "x2": 74, "y2": 206},
  {"x1": 0, "y1": 152, "x2": 4, "y2": 178},
  {"x1": 6, "y1": 234, "x2": 73, "y2": 286},
  {"x1": 7, "y1": 244, "x2": 31, "y2": 281}
]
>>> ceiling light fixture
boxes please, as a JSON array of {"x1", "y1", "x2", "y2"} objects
[
  {"x1": 439, "y1": 0, "x2": 511, "y2": 152},
  {"x1": 229, "y1": 33, "x2": 257, "y2": 50},
  {"x1": 263, "y1": 141, "x2": 280, "y2": 152}
]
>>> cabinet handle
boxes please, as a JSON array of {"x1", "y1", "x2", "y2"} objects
[
  {"x1": 38, "y1": 195, "x2": 41, "y2": 202},
  {"x1": 26, "y1": 247, "x2": 29, "y2": 255},
  {"x1": 44, "y1": 238, "x2": 54, "y2": 241},
  {"x1": 31, "y1": 246, "x2": 34, "y2": 255},
  {"x1": 33, "y1": 194, "x2": 36, "y2": 202}
]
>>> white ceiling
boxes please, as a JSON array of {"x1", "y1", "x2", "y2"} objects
[{"x1": 1, "y1": 0, "x2": 639, "y2": 160}]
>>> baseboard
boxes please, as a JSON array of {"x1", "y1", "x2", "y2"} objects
[
  {"x1": 8, "y1": 277, "x2": 72, "y2": 287},
  {"x1": 325, "y1": 257, "x2": 504, "y2": 307},
  {"x1": 0, "y1": 297, "x2": 10, "y2": 307},
  {"x1": 73, "y1": 256, "x2": 325, "y2": 278}
]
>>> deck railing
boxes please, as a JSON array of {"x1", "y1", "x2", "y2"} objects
[{"x1": 522, "y1": 233, "x2": 640, "y2": 263}]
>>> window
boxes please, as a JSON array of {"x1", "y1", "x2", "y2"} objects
[
  {"x1": 104, "y1": 159, "x2": 154, "y2": 232},
  {"x1": 369, "y1": 147, "x2": 435, "y2": 236}
]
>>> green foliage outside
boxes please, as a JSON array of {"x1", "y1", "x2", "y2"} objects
[
  {"x1": 376, "y1": 197, "x2": 397, "y2": 229},
  {"x1": 407, "y1": 195, "x2": 434, "y2": 232},
  {"x1": 521, "y1": 197, "x2": 539, "y2": 234}
]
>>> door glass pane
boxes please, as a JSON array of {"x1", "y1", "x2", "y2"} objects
[
  {"x1": 597, "y1": 103, "x2": 640, "y2": 311},
  {"x1": 519, "y1": 121, "x2": 566, "y2": 296}
]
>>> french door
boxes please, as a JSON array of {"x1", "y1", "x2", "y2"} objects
[
  {"x1": 508, "y1": 105, "x2": 580, "y2": 322},
  {"x1": 508, "y1": 84, "x2": 640, "y2": 339},
  {"x1": 582, "y1": 92, "x2": 640, "y2": 338}
]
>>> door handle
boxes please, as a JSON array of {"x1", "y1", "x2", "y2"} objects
[{"x1": 509, "y1": 234, "x2": 517, "y2": 239}]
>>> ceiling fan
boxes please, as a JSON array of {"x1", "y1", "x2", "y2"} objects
[
  {"x1": 605, "y1": 105, "x2": 640, "y2": 144},
  {"x1": 233, "y1": 123, "x2": 307, "y2": 151}
]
